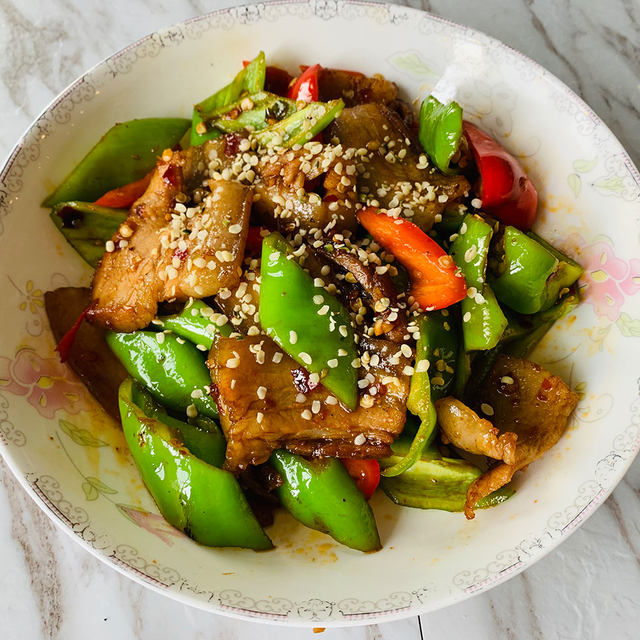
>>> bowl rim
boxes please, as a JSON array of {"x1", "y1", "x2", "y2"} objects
[{"x1": 1, "y1": 0, "x2": 639, "y2": 627}]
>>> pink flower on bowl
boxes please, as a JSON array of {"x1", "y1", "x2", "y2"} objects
[
  {"x1": 570, "y1": 234, "x2": 640, "y2": 321},
  {"x1": 0, "y1": 348, "x2": 87, "y2": 418}
]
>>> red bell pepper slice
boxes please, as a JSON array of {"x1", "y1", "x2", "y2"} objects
[
  {"x1": 341, "y1": 459, "x2": 380, "y2": 500},
  {"x1": 55, "y1": 306, "x2": 89, "y2": 363},
  {"x1": 245, "y1": 226, "x2": 267, "y2": 255},
  {"x1": 463, "y1": 121, "x2": 538, "y2": 230},
  {"x1": 357, "y1": 207, "x2": 467, "y2": 311},
  {"x1": 288, "y1": 64, "x2": 321, "y2": 103},
  {"x1": 94, "y1": 170, "x2": 153, "y2": 208}
]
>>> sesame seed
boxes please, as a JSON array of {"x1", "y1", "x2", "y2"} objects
[
  {"x1": 311, "y1": 400, "x2": 321, "y2": 414},
  {"x1": 196, "y1": 344, "x2": 208, "y2": 351},
  {"x1": 339, "y1": 325, "x2": 348, "y2": 338},
  {"x1": 105, "y1": 240, "x2": 115, "y2": 252},
  {"x1": 481, "y1": 403, "x2": 494, "y2": 416},
  {"x1": 320, "y1": 265, "x2": 331, "y2": 276},
  {"x1": 317, "y1": 305, "x2": 330, "y2": 316},
  {"x1": 256, "y1": 411, "x2": 264, "y2": 424},
  {"x1": 314, "y1": 277, "x2": 325, "y2": 288},
  {"x1": 326, "y1": 395, "x2": 338, "y2": 405},
  {"x1": 354, "y1": 433, "x2": 367, "y2": 445},
  {"x1": 226, "y1": 357, "x2": 240, "y2": 368},
  {"x1": 471, "y1": 198, "x2": 482, "y2": 209},
  {"x1": 327, "y1": 358, "x2": 339, "y2": 368},
  {"x1": 272, "y1": 352, "x2": 283, "y2": 364},
  {"x1": 289, "y1": 330, "x2": 298, "y2": 344},
  {"x1": 309, "y1": 372, "x2": 320, "y2": 385},
  {"x1": 313, "y1": 294, "x2": 324, "y2": 304},
  {"x1": 501, "y1": 376, "x2": 515, "y2": 385},
  {"x1": 463, "y1": 311, "x2": 472, "y2": 323},
  {"x1": 186, "y1": 404, "x2": 198, "y2": 418},
  {"x1": 257, "y1": 386, "x2": 267, "y2": 400},
  {"x1": 299, "y1": 352, "x2": 312, "y2": 365},
  {"x1": 155, "y1": 332, "x2": 165, "y2": 344},
  {"x1": 400, "y1": 344, "x2": 412, "y2": 358},
  {"x1": 351, "y1": 358, "x2": 361, "y2": 369},
  {"x1": 190, "y1": 389, "x2": 203, "y2": 399},
  {"x1": 415, "y1": 359, "x2": 430, "y2": 373},
  {"x1": 402, "y1": 366, "x2": 415, "y2": 376},
  {"x1": 301, "y1": 409, "x2": 313, "y2": 420},
  {"x1": 296, "y1": 393, "x2": 307, "y2": 403}
]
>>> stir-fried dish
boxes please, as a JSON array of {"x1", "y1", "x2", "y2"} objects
[{"x1": 43, "y1": 53, "x2": 582, "y2": 552}]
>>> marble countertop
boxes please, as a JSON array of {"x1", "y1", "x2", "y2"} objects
[{"x1": 1, "y1": 1, "x2": 639, "y2": 638}]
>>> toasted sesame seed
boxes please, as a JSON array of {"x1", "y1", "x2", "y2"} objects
[
  {"x1": 255, "y1": 411, "x2": 264, "y2": 424},
  {"x1": 351, "y1": 358, "x2": 361, "y2": 369},
  {"x1": 257, "y1": 386, "x2": 267, "y2": 400},
  {"x1": 326, "y1": 395, "x2": 338, "y2": 405},
  {"x1": 415, "y1": 359, "x2": 430, "y2": 373},
  {"x1": 471, "y1": 198, "x2": 482, "y2": 209},
  {"x1": 301, "y1": 409, "x2": 313, "y2": 420},
  {"x1": 400, "y1": 344, "x2": 412, "y2": 358},
  {"x1": 463, "y1": 311, "x2": 472, "y2": 323},
  {"x1": 338, "y1": 348, "x2": 348, "y2": 356},
  {"x1": 295, "y1": 393, "x2": 306, "y2": 403},
  {"x1": 313, "y1": 294, "x2": 324, "y2": 304},
  {"x1": 272, "y1": 352, "x2": 284, "y2": 364},
  {"x1": 155, "y1": 332, "x2": 165, "y2": 344},
  {"x1": 317, "y1": 305, "x2": 330, "y2": 316},
  {"x1": 226, "y1": 357, "x2": 240, "y2": 368},
  {"x1": 481, "y1": 403, "x2": 494, "y2": 416},
  {"x1": 501, "y1": 376, "x2": 515, "y2": 385},
  {"x1": 327, "y1": 358, "x2": 339, "y2": 368},
  {"x1": 105, "y1": 240, "x2": 115, "y2": 252},
  {"x1": 299, "y1": 352, "x2": 312, "y2": 365},
  {"x1": 311, "y1": 400, "x2": 321, "y2": 414},
  {"x1": 402, "y1": 365, "x2": 415, "y2": 376},
  {"x1": 339, "y1": 325, "x2": 348, "y2": 338},
  {"x1": 354, "y1": 433, "x2": 367, "y2": 445},
  {"x1": 289, "y1": 330, "x2": 298, "y2": 344},
  {"x1": 196, "y1": 344, "x2": 208, "y2": 351},
  {"x1": 309, "y1": 372, "x2": 320, "y2": 385},
  {"x1": 186, "y1": 404, "x2": 198, "y2": 418}
]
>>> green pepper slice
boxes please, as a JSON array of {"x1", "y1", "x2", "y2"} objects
[
  {"x1": 119, "y1": 379, "x2": 272, "y2": 549},
  {"x1": 380, "y1": 436, "x2": 514, "y2": 511},
  {"x1": 489, "y1": 226, "x2": 582, "y2": 314},
  {"x1": 418, "y1": 96, "x2": 463, "y2": 174},
  {"x1": 155, "y1": 299, "x2": 232, "y2": 350},
  {"x1": 382, "y1": 312, "x2": 453, "y2": 477},
  {"x1": 259, "y1": 233, "x2": 358, "y2": 409},
  {"x1": 270, "y1": 449, "x2": 381, "y2": 552},
  {"x1": 191, "y1": 52, "x2": 266, "y2": 146},
  {"x1": 43, "y1": 118, "x2": 190, "y2": 207},
  {"x1": 206, "y1": 92, "x2": 296, "y2": 135},
  {"x1": 130, "y1": 382, "x2": 226, "y2": 468},
  {"x1": 106, "y1": 330, "x2": 218, "y2": 420},
  {"x1": 254, "y1": 99, "x2": 344, "y2": 148},
  {"x1": 451, "y1": 214, "x2": 507, "y2": 351},
  {"x1": 49, "y1": 201, "x2": 127, "y2": 267}
]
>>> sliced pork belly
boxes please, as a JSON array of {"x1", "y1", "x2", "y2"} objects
[
  {"x1": 208, "y1": 334, "x2": 411, "y2": 472},
  {"x1": 327, "y1": 104, "x2": 469, "y2": 230},
  {"x1": 87, "y1": 148, "x2": 251, "y2": 331}
]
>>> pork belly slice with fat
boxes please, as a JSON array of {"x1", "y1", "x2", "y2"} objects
[
  {"x1": 327, "y1": 103, "x2": 469, "y2": 230},
  {"x1": 436, "y1": 355, "x2": 579, "y2": 519},
  {"x1": 87, "y1": 149, "x2": 252, "y2": 331},
  {"x1": 208, "y1": 334, "x2": 411, "y2": 472}
]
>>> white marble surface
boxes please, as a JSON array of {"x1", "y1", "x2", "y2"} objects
[{"x1": 1, "y1": 1, "x2": 639, "y2": 638}]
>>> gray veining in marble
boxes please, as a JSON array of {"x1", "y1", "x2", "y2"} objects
[{"x1": 0, "y1": 1, "x2": 639, "y2": 639}]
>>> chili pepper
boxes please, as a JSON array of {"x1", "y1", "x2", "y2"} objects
[
  {"x1": 381, "y1": 311, "x2": 456, "y2": 478},
  {"x1": 341, "y1": 459, "x2": 380, "y2": 500},
  {"x1": 55, "y1": 306, "x2": 89, "y2": 363},
  {"x1": 418, "y1": 96, "x2": 463, "y2": 174},
  {"x1": 254, "y1": 99, "x2": 344, "y2": 148},
  {"x1": 379, "y1": 436, "x2": 514, "y2": 512},
  {"x1": 119, "y1": 378, "x2": 272, "y2": 549},
  {"x1": 463, "y1": 121, "x2": 538, "y2": 230},
  {"x1": 93, "y1": 170, "x2": 154, "y2": 208},
  {"x1": 288, "y1": 64, "x2": 321, "y2": 103},
  {"x1": 454, "y1": 348, "x2": 471, "y2": 399},
  {"x1": 259, "y1": 232, "x2": 358, "y2": 409},
  {"x1": 357, "y1": 207, "x2": 467, "y2": 311},
  {"x1": 205, "y1": 91, "x2": 296, "y2": 135},
  {"x1": 156, "y1": 299, "x2": 232, "y2": 350},
  {"x1": 489, "y1": 226, "x2": 582, "y2": 314},
  {"x1": 270, "y1": 449, "x2": 381, "y2": 552},
  {"x1": 43, "y1": 118, "x2": 190, "y2": 207},
  {"x1": 106, "y1": 330, "x2": 219, "y2": 420},
  {"x1": 191, "y1": 52, "x2": 267, "y2": 146},
  {"x1": 450, "y1": 214, "x2": 507, "y2": 351},
  {"x1": 49, "y1": 201, "x2": 127, "y2": 268}
]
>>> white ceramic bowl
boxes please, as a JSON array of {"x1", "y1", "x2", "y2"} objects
[{"x1": 1, "y1": 0, "x2": 639, "y2": 627}]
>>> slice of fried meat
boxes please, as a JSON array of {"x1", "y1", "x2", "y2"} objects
[
  {"x1": 87, "y1": 149, "x2": 251, "y2": 331},
  {"x1": 208, "y1": 334, "x2": 411, "y2": 472}
]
